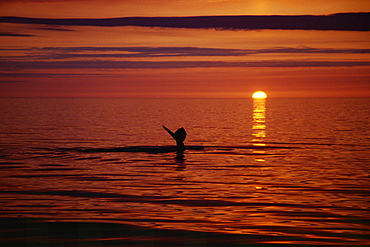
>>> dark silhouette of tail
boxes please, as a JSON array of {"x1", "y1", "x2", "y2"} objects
[
  {"x1": 163, "y1": 125, "x2": 187, "y2": 161},
  {"x1": 162, "y1": 125, "x2": 186, "y2": 148}
]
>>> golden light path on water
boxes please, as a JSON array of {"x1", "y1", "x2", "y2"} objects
[{"x1": 252, "y1": 91, "x2": 267, "y2": 163}]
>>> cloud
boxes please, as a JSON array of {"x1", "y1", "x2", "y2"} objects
[
  {"x1": 0, "y1": 32, "x2": 34, "y2": 37},
  {"x1": 4, "y1": 46, "x2": 369, "y2": 60},
  {"x1": 36, "y1": 26, "x2": 75, "y2": 32},
  {"x1": 1, "y1": 60, "x2": 369, "y2": 71},
  {"x1": 1, "y1": 45, "x2": 368, "y2": 77},
  {"x1": 0, "y1": 72, "x2": 100, "y2": 78},
  {"x1": 254, "y1": 47, "x2": 370, "y2": 54},
  {"x1": 0, "y1": 79, "x2": 27, "y2": 83},
  {"x1": 1, "y1": 13, "x2": 369, "y2": 31}
]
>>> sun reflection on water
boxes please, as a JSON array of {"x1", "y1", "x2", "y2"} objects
[
  {"x1": 252, "y1": 98, "x2": 266, "y2": 142},
  {"x1": 252, "y1": 98, "x2": 266, "y2": 160}
]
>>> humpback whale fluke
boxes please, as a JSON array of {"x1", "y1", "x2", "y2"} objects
[
  {"x1": 162, "y1": 125, "x2": 187, "y2": 161},
  {"x1": 162, "y1": 125, "x2": 186, "y2": 148}
]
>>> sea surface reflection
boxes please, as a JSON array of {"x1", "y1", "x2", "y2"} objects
[
  {"x1": 252, "y1": 98, "x2": 266, "y2": 140},
  {"x1": 0, "y1": 98, "x2": 369, "y2": 246}
]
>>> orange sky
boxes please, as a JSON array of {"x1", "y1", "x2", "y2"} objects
[{"x1": 0, "y1": 1, "x2": 369, "y2": 98}]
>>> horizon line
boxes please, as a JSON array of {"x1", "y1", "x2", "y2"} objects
[{"x1": 1, "y1": 96, "x2": 369, "y2": 100}]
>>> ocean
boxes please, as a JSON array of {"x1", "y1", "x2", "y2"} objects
[{"x1": 0, "y1": 98, "x2": 369, "y2": 246}]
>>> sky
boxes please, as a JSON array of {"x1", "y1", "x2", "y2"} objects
[{"x1": 0, "y1": 0, "x2": 369, "y2": 98}]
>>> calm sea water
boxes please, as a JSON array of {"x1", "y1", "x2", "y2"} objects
[{"x1": 0, "y1": 98, "x2": 369, "y2": 246}]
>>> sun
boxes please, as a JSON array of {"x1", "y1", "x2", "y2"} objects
[{"x1": 252, "y1": 91, "x2": 267, "y2": 99}]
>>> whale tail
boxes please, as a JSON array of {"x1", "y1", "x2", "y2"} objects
[{"x1": 162, "y1": 125, "x2": 187, "y2": 147}]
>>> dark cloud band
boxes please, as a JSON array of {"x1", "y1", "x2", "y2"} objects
[
  {"x1": 0, "y1": 32, "x2": 35, "y2": 37},
  {"x1": 1, "y1": 13, "x2": 369, "y2": 31},
  {"x1": 1, "y1": 60, "x2": 369, "y2": 71},
  {"x1": 2, "y1": 46, "x2": 369, "y2": 60}
]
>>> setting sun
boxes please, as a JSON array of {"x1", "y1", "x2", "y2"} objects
[{"x1": 252, "y1": 91, "x2": 267, "y2": 99}]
